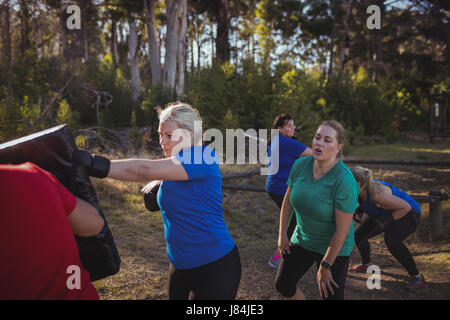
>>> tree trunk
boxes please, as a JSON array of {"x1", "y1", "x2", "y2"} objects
[
  {"x1": 175, "y1": 0, "x2": 187, "y2": 97},
  {"x1": 216, "y1": 0, "x2": 231, "y2": 63},
  {"x1": 59, "y1": 2, "x2": 67, "y2": 58},
  {"x1": 32, "y1": 15, "x2": 40, "y2": 59},
  {"x1": 339, "y1": 0, "x2": 354, "y2": 70},
  {"x1": 18, "y1": 0, "x2": 31, "y2": 56},
  {"x1": 111, "y1": 18, "x2": 119, "y2": 67},
  {"x1": 84, "y1": 20, "x2": 89, "y2": 61},
  {"x1": 128, "y1": 19, "x2": 141, "y2": 103},
  {"x1": 372, "y1": 0, "x2": 384, "y2": 81},
  {"x1": 163, "y1": 0, "x2": 186, "y2": 93},
  {"x1": 327, "y1": 0, "x2": 338, "y2": 80},
  {"x1": 211, "y1": 23, "x2": 215, "y2": 66},
  {"x1": 144, "y1": 0, "x2": 162, "y2": 85},
  {"x1": 1, "y1": 2, "x2": 13, "y2": 97},
  {"x1": 190, "y1": 35, "x2": 195, "y2": 73}
]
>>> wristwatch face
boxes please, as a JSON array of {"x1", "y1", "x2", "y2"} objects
[{"x1": 321, "y1": 260, "x2": 331, "y2": 269}]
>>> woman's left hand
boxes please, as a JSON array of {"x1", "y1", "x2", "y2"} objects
[{"x1": 317, "y1": 266, "x2": 338, "y2": 299}]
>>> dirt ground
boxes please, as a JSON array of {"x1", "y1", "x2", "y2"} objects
[{"x1": 93, "y1": 163, "x2": 450, "y2": 300}]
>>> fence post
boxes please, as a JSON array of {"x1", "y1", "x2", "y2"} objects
[{"x1": 429, "y1": 190, "x2": 444, "y2": 241}]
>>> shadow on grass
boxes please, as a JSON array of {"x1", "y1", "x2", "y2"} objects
[{"x1": 347, "y1": 272, "x2": 450, "y2": 300}]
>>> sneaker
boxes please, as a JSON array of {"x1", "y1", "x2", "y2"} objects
[
  {"x1": 405, "y1": 274, "x2": 426, "y2": 291},
  {"x1": 349, "y1": 263, "x2": 371, "y2": 273},
  {"x1": 268, "y1": 253, "x2": 281, "y2": 269}
]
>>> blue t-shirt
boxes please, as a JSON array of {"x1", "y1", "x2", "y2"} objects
[
  {"x1": 266, "y1": 135, "x2": 307, "y2": 195},
  {"x1": 359, "y1": 181, "x2": 421, "y2": 217},
  {"x1": 157, "y1": 145, "x2": 236, "y2": 270}
]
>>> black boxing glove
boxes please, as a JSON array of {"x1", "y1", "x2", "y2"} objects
[
  {"x1": 143, "y1": 182, "x2": 161, "y2": 212},
  {"x1": 73, "y1": 149, "x2": 111, "y2": 178}
]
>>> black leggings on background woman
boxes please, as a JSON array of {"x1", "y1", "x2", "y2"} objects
[{"x1": 355, "y1": 211, "x2": 420, "y2": 276}]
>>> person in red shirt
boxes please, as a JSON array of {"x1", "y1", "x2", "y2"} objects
[{"x1": 0, "y1": 162, "x2": 104, "y2": 299}]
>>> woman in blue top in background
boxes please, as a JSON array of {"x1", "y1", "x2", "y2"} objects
[
  {"x1": 266, "y1": 114, "x2": 312, "y2": 268},
  {"x1": 349, "y1": 166, "x2": 425, "y2": 291},
  {"x1": 75, "y1": 102, "x2": 241, "y2": 300}
]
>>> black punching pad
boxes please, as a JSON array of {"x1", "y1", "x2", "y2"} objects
[{"x1": 0, "y1": 124, "x2": 120, "y2": 281}]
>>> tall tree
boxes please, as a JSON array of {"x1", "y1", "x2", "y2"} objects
[
  {"x1": 175, "y1": 1, "x2": 188, "y2": 97},
  {"x1": 1, "y1": 0, "x2": 13, "y2": 96},
  {"x1": 216, "y1": 0, "x2": 231, "y2": 63},
  {"x1": 163, "y1": 0, "x2": 187, "y2": 96},
  {"x1": 189, "y1": 0, "x2": 233, "y2": 64},
  {"x1": 18, "y1": 0, "x2": 32, "y2": 56},
  {"x1": 144, "y1": 0, "x2": 162, "y2": 85},
  {"x1": 339, "y1": 0, "x2": 354, "y2": 70},
  {"x1": 128, "y1": 18, "x2": 141, "y2": 103}
]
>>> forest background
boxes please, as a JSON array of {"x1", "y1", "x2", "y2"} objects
[{"x1": 0, "y1": 0, "x2": 448, "y2": 148}]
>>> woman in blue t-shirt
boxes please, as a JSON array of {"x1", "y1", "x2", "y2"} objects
[
  {"x1": 266, "y1": 114, "x2": 312, "y2": 268},
  {"x1": 75, "y1": 102, "x2": 241, "y2": 300},
  {"x1": 349, "y1": 166, "x2": 425, "y2": 291}
]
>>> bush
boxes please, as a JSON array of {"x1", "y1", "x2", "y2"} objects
[{"x1": 56, "y1": 99, "x2": 80, "y2": 131}]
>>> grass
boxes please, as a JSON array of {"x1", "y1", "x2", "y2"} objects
[
  {"x1": 91, "y1": 141, "x2": 450, "y2": 300},
  {"x1": 345, "y1": 142, "x2": 450, "y2": 162}
]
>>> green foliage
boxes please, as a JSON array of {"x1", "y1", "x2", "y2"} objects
[
  {"x1": 84, "y1": 56, "x2": 134, "y2": 128},
  {"x1": 140, "y1": 84, "x2": 176, "y2": 137},
  {"x1": 0, "y1": 91, "x2": 43, "y2": 141},
  {"x1": 184, "y1": 62, "x2": 408, "y2": 148},
  {"x1": 1, "y1": 0, "x2": 446, "y2": 148},
  {"x1": 56, "y1": 99, "x2": 80, "y2": 131}
]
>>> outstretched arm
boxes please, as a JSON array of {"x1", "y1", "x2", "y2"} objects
[
  {"x1": 73, "y1": 149, "x2": 188, "y2": 182},
  {"x1": 108, "y1": 157, "x2": 188, "y2": 182}
]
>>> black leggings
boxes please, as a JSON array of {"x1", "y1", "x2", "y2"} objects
[
  {"x1": 355, "y1": 211, "x2": 420, "y2": 276},
  {"x1": 275, "y1": 244, "x2": 350, "y2": 300},
  {"x1": 269, "y1": 193, "x2": 296, "y2": 239},
  {"x1": 168, "y1": 245, "x2": 241, "y2": 300}
]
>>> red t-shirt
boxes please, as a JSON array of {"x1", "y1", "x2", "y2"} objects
[{"x1": 0, "y1": 162, "x2": 99, "y2": 300}]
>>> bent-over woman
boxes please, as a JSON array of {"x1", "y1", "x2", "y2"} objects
[{"x1": 349, "y1": 166, "x2": 425, "y2": 291}]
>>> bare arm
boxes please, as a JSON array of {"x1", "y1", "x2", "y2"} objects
[
  {"x1": 317, "y1": 208, "x2": 354, "y2": 298},
  {"x1": 300, "y1": 147, "x2": 313, "y2": 157},
  {"x1": 278, "y1": 187, "x2": 294, "y2": 255},
  {"x1": 374, "y1": 192, "x2": 411, "y2": 220},
  {"x1": 322, "y1": 209, "x2": 354, "y2": 265},
  {"x1": 108, "y1": 157, "x2": 188, "y2": 182},
  {"x1": 68, "y1": 197, "x2": 105, "y2": 237}
]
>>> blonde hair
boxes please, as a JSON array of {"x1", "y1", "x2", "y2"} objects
[
  {"x1": 157, "y1": 102, "x2": 202, "y2": 144},
  {"x1": 350, "y1": 166, "x2": 384, "y2": 199},
  {"x1": 319, "y1": 120, "x2": 345, "y2": 159}
]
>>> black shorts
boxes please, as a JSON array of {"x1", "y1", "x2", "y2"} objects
[
  {"x1": 274, "y1": 243, "x2": 350, "y2": 300},
  {"x1": 168, "y1": 245, "x2": 241, "y2": 300}
]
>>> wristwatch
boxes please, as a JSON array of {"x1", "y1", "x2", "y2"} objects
[{"x1": 321, "y1": 260, "x2": 332, "y2": 269}]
